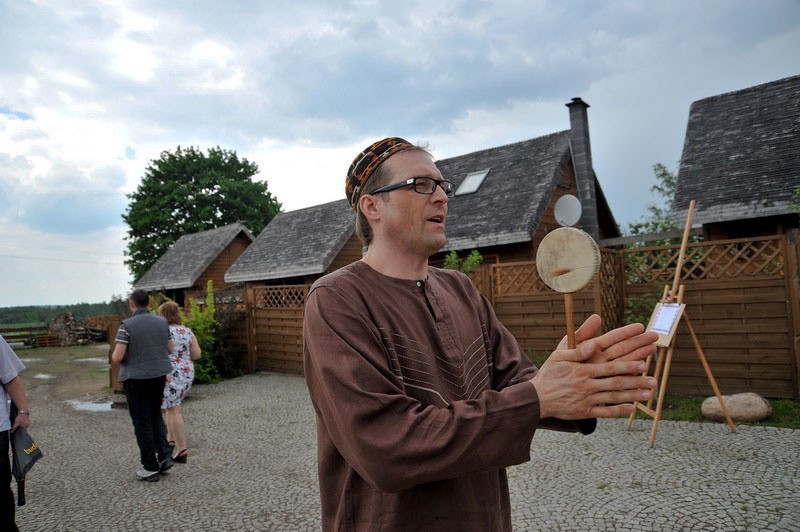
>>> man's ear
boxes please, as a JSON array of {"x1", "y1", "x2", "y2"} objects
[{"x1": 359, "y1": 194, "x2": 381, "y2": 222}]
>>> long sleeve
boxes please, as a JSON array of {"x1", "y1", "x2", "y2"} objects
[
  {"x1": 304, "y1": 284, "x2": 540, "y2": 493},
  {"x1": 476, "y1": 286, "x2": 597, "y2": 435}
]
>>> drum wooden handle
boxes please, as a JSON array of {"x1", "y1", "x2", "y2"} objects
[{"x1": 565, "y1": 292, "x2": 576, "y2": 349}]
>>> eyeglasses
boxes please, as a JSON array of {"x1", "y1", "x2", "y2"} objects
[{"x1": 371, "y1": 177, "x2": 456, "y2": 198}]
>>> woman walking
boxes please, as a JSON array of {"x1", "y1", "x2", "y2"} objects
[{"x1": 158, "y1": 302, "x2": 201, "y2": 463}]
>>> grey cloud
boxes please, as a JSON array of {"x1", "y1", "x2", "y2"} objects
[{"x1": 16, "y1": 190, "x2": 127, "y2": 235}]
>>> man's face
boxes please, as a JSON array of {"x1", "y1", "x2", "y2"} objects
[{"x1": 372, "y1": 150, "x2": 449, "y2": 258}]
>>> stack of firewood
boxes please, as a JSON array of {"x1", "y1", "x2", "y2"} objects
[{"x1": 49, "y1": 312, "x2": 108, "y2": 346}]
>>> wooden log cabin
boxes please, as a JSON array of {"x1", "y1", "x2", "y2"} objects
[{"x1": 135, "y1": 222, "x2": 254, "y2": 307}]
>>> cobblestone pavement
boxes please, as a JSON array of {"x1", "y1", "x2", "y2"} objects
[{"x1": 15, "y1": 372, "x2": 800, "y2": 531}]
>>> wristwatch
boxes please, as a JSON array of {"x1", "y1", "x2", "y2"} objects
[{"x1": 17, "y1": 409, "x2": 30, "y2": 415}]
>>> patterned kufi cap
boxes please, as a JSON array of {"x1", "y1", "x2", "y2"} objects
[{"x1": 346, "y1": 137, "x2": 415, "y2": 210}]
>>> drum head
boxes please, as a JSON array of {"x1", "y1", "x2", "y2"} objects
[{"x1": 535, "y1": 227, "x2": 600, "y2": 292}]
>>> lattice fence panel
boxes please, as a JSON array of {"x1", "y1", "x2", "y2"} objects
[
  {"x1": 493, "y1": 263, "x2": 547, "y2": 296},
  {"x1": 253, "y1": 285, "x2": 309, "y2": 309},
  {"x1": 468, "y1": 265, "x2": 493, "y2": 301},
  {"x1": 599, "y1": 249, "x2": 623, "y2": 330},
  {"x1": 215, "y1": 288, "x2": 246, "y2": 313},
  {"x1": 622, "y1": 236, "x2": 783, "y2": 284}
]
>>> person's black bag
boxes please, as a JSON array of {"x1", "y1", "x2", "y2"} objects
[{"x1": 10, "y1": 403, "x2": 43, "y2": 506}]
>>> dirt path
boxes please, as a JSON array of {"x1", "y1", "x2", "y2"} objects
[{"x1": 15, "y1": 343, "x2": 113, "y2": 405}]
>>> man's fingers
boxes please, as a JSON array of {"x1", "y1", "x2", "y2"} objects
[
  {"x1": 589, "y1": 403, "x2": 637, "y2": 418},
  {"x1": 574, "y1": 314, "x2": 601, "y2": 343},
  {"x1": 603, "y1": 332, "x2": 659, "y2": 362},
  {"x1": 588, "y1": 386, "x2": 657, "y2": 418},
  {"x1": 595, "y1": 322, "x2": 647, "y2": 351},
  {"x1": 595, "y1": 374, "x2": 657, "y2": 393},
  {"x1": 588, "y1": 360, "x2": 654, "y2": 380}
]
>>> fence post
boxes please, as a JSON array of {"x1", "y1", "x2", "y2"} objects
[
  {"x1": 784, "y1": 230, "x2": 800, "y2": 401},
  {"x1": 245, "y1": 287, "x2": 256, "y2": 373}
]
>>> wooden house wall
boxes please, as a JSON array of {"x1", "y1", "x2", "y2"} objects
[
  {"x1": 326, "y1": 234, "x2": 363, "y2": 273},
  {"x1": 704, "y1": 215, "x2": 798, "y2": 241},
  {"x1": 196, "y1": 234, "x2": 252, "y2": 291},
  {"x1": 531, "y1": 158, "x2": 579, "y2": 253}
]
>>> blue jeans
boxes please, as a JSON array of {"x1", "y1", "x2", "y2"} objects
[{"x1": 123, "y1": 376, "x2": 171, "y2": 472}]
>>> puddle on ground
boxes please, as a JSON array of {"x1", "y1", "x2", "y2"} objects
[
  {"x1": 20, "y1": 357, "x2": 43, "y2": 363},
  {"x1": 73, "y1": 357, "x2": 108, "y2": 364},
  {"x1": 32, "y1": 373, "x2": 55, "y2": 380},
  {"x1": 67, "y1": 399, "x2": 114, "y2": 412}
]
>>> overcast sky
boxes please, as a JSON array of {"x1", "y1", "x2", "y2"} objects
[{"x1": 1, "y1": 0, "x2": 798, "y2": 307}]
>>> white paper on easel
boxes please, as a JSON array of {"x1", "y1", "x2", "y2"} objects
[
  {"x1": 651, "y1": 303, "x2": 682, "y2": 335},
  {"x1": 646, "y1": 302, "x2": 686, "y2": 347}
]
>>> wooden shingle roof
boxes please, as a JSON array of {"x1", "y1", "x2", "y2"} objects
[
  {"x1": 135, "y1": 223, "x2": 254, "y2": 291},
  {"x1": 224, "y1": 199, "x2": 355, "y2": 283},
  {"x1": 436, "y1": 131, "x2": 572, "y2": 251},
  {"x1": 224, "y1": 129, "x2": 616, "y2": 282},
  {"x1": 673, "y1": 75, "x2": 800, "y2": 225}
]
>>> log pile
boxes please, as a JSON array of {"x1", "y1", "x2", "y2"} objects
[{"x1": 48, "y1": 312, "x2": 108, "y2": 346}]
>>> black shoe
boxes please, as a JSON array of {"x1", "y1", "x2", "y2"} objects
[
  {"x1": 172, "y1": 449, "x2": 188, "y2": 463},
  {"x1": 159, "y1": 456, "x2": 174, "y2": 473},
  {"x1": 136, "y1": 468, "x2": 160, "y2": 482}
]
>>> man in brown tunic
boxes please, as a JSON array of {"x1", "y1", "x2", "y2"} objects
[{"x1": 303, "y1": 137, "x2": 658, "y2": 531}]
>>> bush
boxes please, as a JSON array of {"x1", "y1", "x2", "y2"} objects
[
  {"x1": 625, "y1": 291, "x2": 661, "y2": 325},
  {"x1": 443, "y1": 249, "x2": 483, "y2": 275},
  {"x1": 183, "y1": 282, "x2": 220, "y2": 384},
  {"x1": 210, "y1": 304, "x2": 245, "y2": 380}
]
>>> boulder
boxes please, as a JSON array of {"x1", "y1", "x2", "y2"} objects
[{"x1": 701, "y1": 392, "x2": 771, "y2": 422}]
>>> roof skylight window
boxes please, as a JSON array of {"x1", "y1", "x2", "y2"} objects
[{"x1": 455, "y1": 168, "x2": 490, "y2": 196}]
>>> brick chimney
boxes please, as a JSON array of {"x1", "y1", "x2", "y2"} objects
[{"x1": 566, "y1": 97, "x2": 599, "y2": 241}]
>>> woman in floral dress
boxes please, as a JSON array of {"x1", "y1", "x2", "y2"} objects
[{"x1": 158, "y1": 302, "x2": 201, "y2": 463}]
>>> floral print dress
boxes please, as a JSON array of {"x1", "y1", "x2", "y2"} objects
[{"x1": 162, "y1": 325, "x2": 196, "y2": 409}]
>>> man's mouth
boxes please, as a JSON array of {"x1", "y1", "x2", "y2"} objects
[{"x1": 427, "y1": 215, "x2": 444, "y2": 224}]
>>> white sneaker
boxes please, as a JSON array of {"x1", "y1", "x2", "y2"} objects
[{"x1": 136, "y1": 467, "x2": 160, "y2": 482}]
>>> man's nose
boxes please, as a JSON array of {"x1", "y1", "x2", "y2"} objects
[{"x1": 432, "y1": 183, "x2": 449, "y2": 203}]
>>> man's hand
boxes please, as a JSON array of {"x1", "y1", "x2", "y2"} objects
[
  {"x1": 11, "y1": 412, "x2": 30, "y2": 432},
  {"x1": 531, "y1": 314, "x2": 658, "y2": 419},
  {"x1": 562, "y1": 314, "x2": 659, "y2": 365}
]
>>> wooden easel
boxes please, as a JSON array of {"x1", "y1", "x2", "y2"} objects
[{"x1": 625, "y1": 200, "x2": 736, "y2": 447}]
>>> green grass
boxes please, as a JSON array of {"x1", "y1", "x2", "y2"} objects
[{"x1": 637, "y1": 393, "x2": 800, "y2": 429}]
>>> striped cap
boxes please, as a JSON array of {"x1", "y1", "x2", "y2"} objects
[{"x1": 346, "y1": 137, "x2": 414, "y2": 210}]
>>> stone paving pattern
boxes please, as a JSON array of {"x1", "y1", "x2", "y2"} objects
[{"x1": 16, "y1": 373, "x2": 800, "y2": 531}]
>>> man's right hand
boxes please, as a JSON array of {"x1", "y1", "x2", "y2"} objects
[{"x1": 530, "y1": 318, "x2": 658, "y2": 420}]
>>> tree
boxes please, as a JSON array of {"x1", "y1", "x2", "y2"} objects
[
  {"x1": 627, "y1": 163, "x2": 680, "y2": 237},
  {"x1": 123, "y1": 146, "x2": 282, "y2": 282}
]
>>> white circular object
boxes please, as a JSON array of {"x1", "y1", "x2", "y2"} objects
[
  {"x1": 554, "y1": 194, "x2": 582, "y2": 227},
  {"x1": 535, "y1": 227, "x2": 600, "y2": 293}
]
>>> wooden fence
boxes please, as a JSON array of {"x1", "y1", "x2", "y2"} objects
[
  {"x1": 0, "y1": 325, "x2": 59, "y2": 348},
  {"x1": 236, "y1": 232, "x2": 800, "y2": 400},
  {"x1": 243, "y1": 285, "x2": 307, "y2": 375},
  {"x1": 622, "y1": 234, "x2": 798, "y2": 400}
]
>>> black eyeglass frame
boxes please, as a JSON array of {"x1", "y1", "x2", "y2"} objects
[{"x1": 370, "y1": 177, "x2": 456, "y2": 198}]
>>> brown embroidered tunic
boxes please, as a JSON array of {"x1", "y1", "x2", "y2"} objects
[{"x1": 304, "y1": 261, "x2": 594, "y2": 531}]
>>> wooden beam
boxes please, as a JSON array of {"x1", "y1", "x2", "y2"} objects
[{"x1": 599, "y1": 227, "x2": 702, "y2": 248}]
